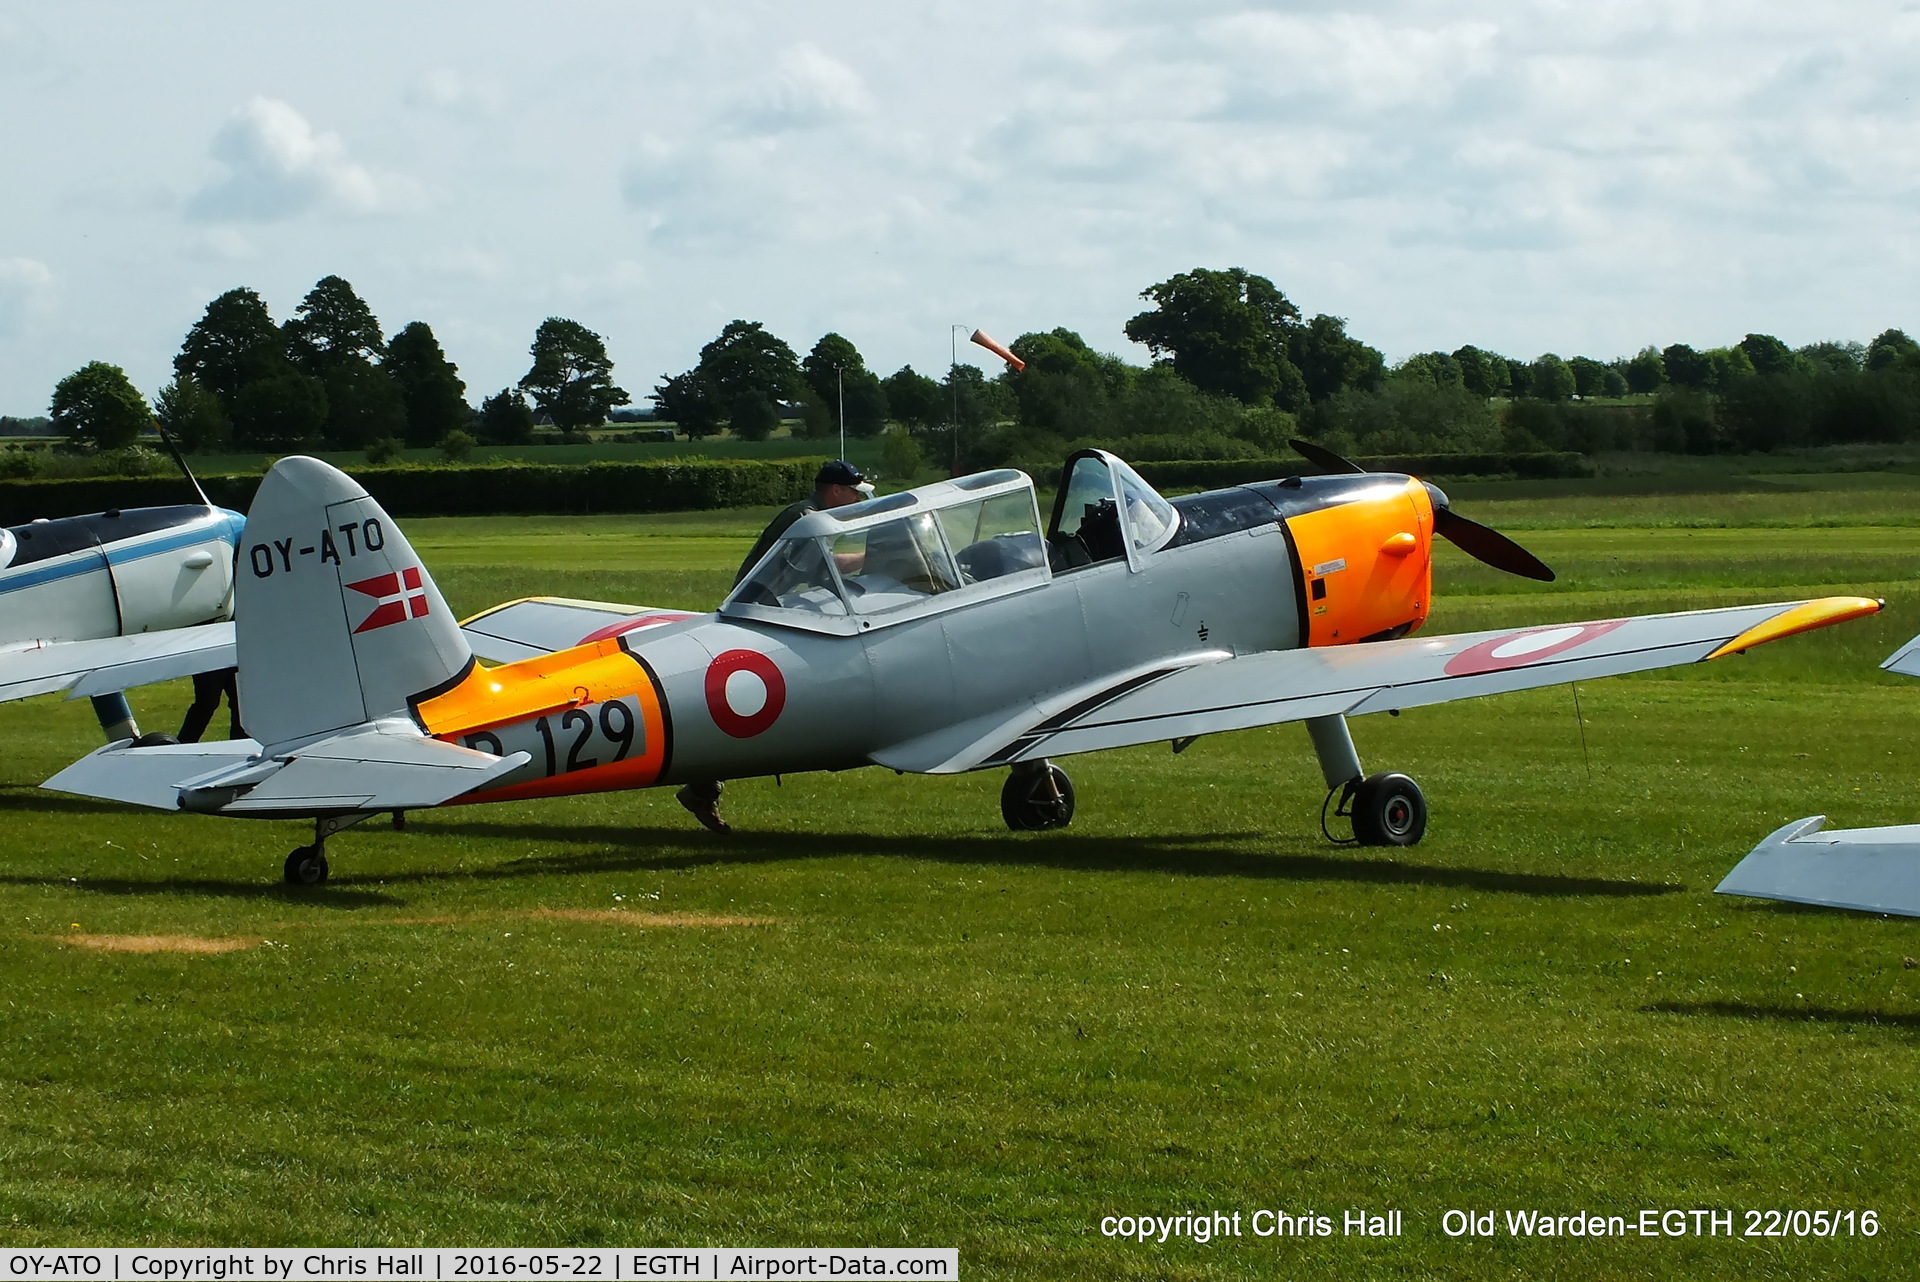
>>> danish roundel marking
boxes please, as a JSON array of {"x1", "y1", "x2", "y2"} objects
[
  {"x1": 705, "y1": 649, "x2": 786, "y2": 738},
  {"x1": 1443, "y1": 620, "x2": 1626, "y2": 676}
]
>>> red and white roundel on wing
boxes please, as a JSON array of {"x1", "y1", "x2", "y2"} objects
[
  {"x1": 1443, "y1": 620, "x2": 1626, "y2": 676},
  {"x1": 704, "y1": 649, "x2": 787, "y2": 738}
]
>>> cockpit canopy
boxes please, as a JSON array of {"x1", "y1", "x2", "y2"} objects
[
  {"x1": 725, "y1": 469, "x2": 1048, "y2": 632},
  {"x1": 723, "y1": 455, "x2": 1178, "y2": 634}
]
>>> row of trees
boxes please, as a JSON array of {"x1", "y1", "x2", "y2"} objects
[
  {"x1": 38, "y1": 262, "x2": 1920, "y2": 467},
  {"x1": 46, "y1": 276, "x2": 634, "y2": 455}
]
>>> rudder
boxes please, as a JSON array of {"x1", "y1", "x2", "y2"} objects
[{"x1": 236, "y1": 457, "x2": 471, "y2": 746}]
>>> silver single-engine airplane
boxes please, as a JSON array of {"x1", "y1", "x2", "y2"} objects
[
  {"x1": 1715, "y1": 631, "x2": 1920, "y2": 916},
  {"x1": 45, "y1": 447, "x2": 1880, "y2": 884},
  {"x1": 2, "y1": 439, "x2": 243, "y2": 741}
]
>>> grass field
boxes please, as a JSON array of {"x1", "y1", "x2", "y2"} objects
[{"x1": 1, "y1": 473, "x2": 1918, "y2": 1277}]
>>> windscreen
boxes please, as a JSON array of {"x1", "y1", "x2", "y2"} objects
[
  {"x1": 830, "y1": 512, "x2": 960, "y2": 614},
  {"x1": 1115, "y1": 461, "x2": 1177, "y2": 552},
  {"x1": 936, "y1": 491, "x2": 1045, "y2": 584},
  {"x1": 729, "y1": 538, "x2": 847, "y2": 615}
]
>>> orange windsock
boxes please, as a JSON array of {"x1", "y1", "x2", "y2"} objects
[{"x1": 970, "y1": 329, "x2": 1025, "y2": 372}]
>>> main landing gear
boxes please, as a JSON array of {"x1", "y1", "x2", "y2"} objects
[
  {"x1": 1002, "y1": 759, "x2": 1075, "y2": 831},
  {"x1": 1307, "y1": 713, "x2": 1427, "y2": 847}
]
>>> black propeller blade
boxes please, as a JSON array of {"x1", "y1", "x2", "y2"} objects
[
  {"x1": 1431, "y1": 507, "x2": 1555, "y2": 582},
  {"x1": 1287, "y1": 436, "x2": 1365, "y2": 474},
  {"x1": 1286, "y1": 438, "x2": 1555, "y2": 582}
]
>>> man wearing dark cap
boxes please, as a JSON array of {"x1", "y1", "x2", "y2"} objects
[
  {"x1": 729, "y1": 459, "x2": 868, "y2": 587},
  {"x1": 680, "y1": 460, "x2": 869, "y2": 832}
]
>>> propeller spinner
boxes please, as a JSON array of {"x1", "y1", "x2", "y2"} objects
[{"x1": 1288, "y1": 438, "x2": 1555, "y2": 582}]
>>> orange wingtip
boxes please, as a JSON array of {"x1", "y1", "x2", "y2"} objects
[{"x1": 1707, "y1": 596, "x2": 1883, "y2": 660}]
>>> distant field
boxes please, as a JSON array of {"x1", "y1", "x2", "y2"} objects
[
  {"x1": 0, "y1": 473, "x2": 1916, "y2": 1276},
  {"x1": 186, "y1": 433, "x2": 873, "y2": 477}
]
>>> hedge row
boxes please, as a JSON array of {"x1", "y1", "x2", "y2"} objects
[
  {"x1": 0, "y1": 458, "x2": 826, "y2": 524},
  {"x1": 1134, "y1": 451, "x2": 1595, "y2": 489}
]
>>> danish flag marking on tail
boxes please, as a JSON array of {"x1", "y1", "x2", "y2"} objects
[{"x1": 348, "y1": 566, "x2": 429, "y2": 633}]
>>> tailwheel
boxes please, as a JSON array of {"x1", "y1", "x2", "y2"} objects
[
  {"x1": 283, "y1": 844, "x2": 329, "y2": 885},
  {"x1": 1350, "y1": 772, "x2": 1427, "y2": 847},
  {"x1": 1002, "y1": 761, "x2": 1075, "y2": 832}
]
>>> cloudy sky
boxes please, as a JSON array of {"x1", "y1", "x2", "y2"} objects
[{"x1": 2, "y1": 1, "x2": 1917, "y2": 414}]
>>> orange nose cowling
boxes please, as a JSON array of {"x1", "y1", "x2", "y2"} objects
[{"x1": 1284, "y1": 477, "x2": 1433, "y2": 646}]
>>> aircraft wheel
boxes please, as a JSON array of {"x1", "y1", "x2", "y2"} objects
[
  {"x1": 1002, "y1": 763, "x2": 1075, "y2": 832},
  {"x1": 1351, "y1": 772, "x2": 1426, "y2": 847},
  {"x1": 284, "y1": 845, "x2": 329, "y2": 885},
  {"x1": 132, "y1": 732, "x2": 180, "y2": 747}
]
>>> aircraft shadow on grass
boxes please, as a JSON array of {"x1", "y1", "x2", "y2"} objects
[
  {"x1": 379, "y1": 820, "x2": 1683, "y2": 900},
  {"x1": 0, "y1": 783, "x2": 135, "y2": 817},
  {"x1": 0, "y1": 873, "x2": 400, "y2": 908},
  {"x1": 1644, "y1": 1000, "x2": 1920, "y2": 1031}
]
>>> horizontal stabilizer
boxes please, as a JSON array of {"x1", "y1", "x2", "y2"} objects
[
  {"x1": 461, "y1": 597, "x2": 699, "y2": 662},
  {"x1": 1717, "y1": 816, "x2": 1920, "y2": 917},
  {"x1": 1886, "y1": 633, "x2": 1920, "y2": 679},
  {"x1": 43, "y1": 720, "x2": 529, "y2": 816},
  {"x1": 0, "y1": 622, "x2": 234, "y2": 704},
  {"x1": 43, "y1": 739, "x2": 259, "y2": 810}
]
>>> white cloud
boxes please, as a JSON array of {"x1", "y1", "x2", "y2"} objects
[
  {"x1": 744, "y1": 42, "x2": 872, "y2": 128},
  {"x1": 0, "y1": 258, "x2": 53, "y2": 334},
  {"x1": 188, "y1": 97, "x2": 417, "y2": 221}
]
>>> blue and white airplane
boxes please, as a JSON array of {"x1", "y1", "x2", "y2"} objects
[{"x1": 1, "y1": 474, "x2": 244, "y2": 741}]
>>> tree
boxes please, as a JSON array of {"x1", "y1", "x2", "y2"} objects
[
  {"x1": 1739, "y1": 333, "x2": 1797, "y2": 376},
  {"x1": 801, "y1": 333, "x2": 888, "y2": 438},
  {"x1": 1624, "y1": 346, "x2": 1666, "y2": 393},
  {"x1": 1707, "y1": 345, "x2": 1755, "y2": 387},
  {"x1": 1662, "y1": 343, "x2": 1715, "y2": 389},
  {"x1": 1567, "y1": 356, "x2": 1609, "y2": 398},
  {"x1": 385, "y1": 321, "x2": 470, "y2": 446},
  {"x1": 475, "y1": 389, "x2": 535, "y2": 446},
  {"x1": 1452, "y1": 346, "x2": 1510, "y2": 398},
  {"x1": 1866, "y1": 328, "x2": 1919, "y2": 372},
  {"x1": 731, "y1": 389, "x2": 779, "y2": 441},
  {"x1": 285, "y1": 275, "x2": 385, "y2": 374},
  {"x1": 520, "y1": 317, "x2": 630, "y2": 429},
  {"x1": 153, "y1": 375, "x2": 230, "y2": 453},
  {"x1": 231, "y1": 372, "x2": 327, "y2": 450},
  {"x1": 651, "y1": 369, "x2": 725, "y2": 439},
  {"x1": 175, "y1": 287, "x2": 287, "y2": 403},
  {"x1": 50, "y1": 362, "x2": 151, "y2": 451},
  {"x1": 883, "y1": 366, "x2": 944, "y2": 429},
  {"x1": 320, "y1": 361, "x2": 406, "y2": 450},
  {"x1": 1125, "y1": 267, "x2": 1308, "y2": 407},
  {"x1": 1503, "y1": 357, "x2": 1533, "y2": 398},
  {"x1": 1005, "y1": 328, "x2": 1132, "y2": 436},
  {"x1": 699, "y1": 321, "x2": 805, "y2": 407},
  {"x1": 1288, "y1": 314, "x2": 1383, "y2": 403},
  {"x1": 1529, "y1": 354, "x2": 1575, "y2": 401},
  {"x1": 1393, "y1": 352, "x2": 1463, "y2": 389},
  {"x1": 1797, "y1": 340, "x2": 1864, "y2": 375}
]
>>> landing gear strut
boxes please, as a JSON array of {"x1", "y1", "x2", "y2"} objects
[
  {"x1": 281, "y1": 813, "x2": 372, "y2": 885},
  {"x1": 1003, "y1": 760, "x2": 1075, "y2": 831},
  {"x1": 1305, "y1": 713, "x2": 1427, "y2": 847}
]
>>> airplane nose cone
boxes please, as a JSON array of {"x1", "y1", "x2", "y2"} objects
[{"x1": 1423, "y1": 481, "x2": 1451, "y2": 513}]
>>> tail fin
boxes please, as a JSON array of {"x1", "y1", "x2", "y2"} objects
[{"x1": 235, "y1": 457, "x2": 471, "y2": 747}]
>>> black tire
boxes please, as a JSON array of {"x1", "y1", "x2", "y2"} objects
[
  {"x1": 132, "y1": 732, "x2": 180, "y2": 747},
  {"x1": 283, "y1": 845, "x2": 329, "y2": 885},
  {"x1": 1002, "y1": 763, "x2": 1076, "y2": 832},
  {"x1": 1351, "y1": 772, "x2": 1427, "y2": 846}
]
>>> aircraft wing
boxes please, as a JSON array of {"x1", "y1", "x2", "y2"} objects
[
  {"x1": 460, "y1": 597, "x2": 701, "y2": 662},
  {"x1": 0, "y1": 622, "x2": 235, "y2": 704},
  {"x1": 1717, "y1": 816, "x2": 1920, "y2": 917},
  {"x1": 44, "y1": 720, "x2": 530, "y2": 815},
  {"x1": 874, "y1": 596, "x2": 1880, "y2": 774},
  {"x1": 1885, "y1": 633, "x2": 1920, "y2": 679}
]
